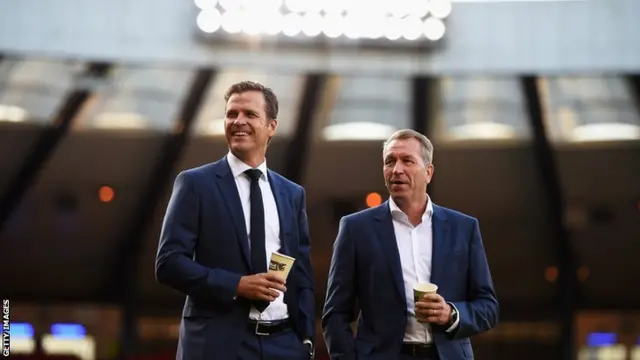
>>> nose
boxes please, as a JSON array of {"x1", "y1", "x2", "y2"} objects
[
  {"x1": 392, "y1": 162, "x2": 404, "y2": 174},
  {"x1": 233, "y1": 115, "x2": 247, "y2": 124}
]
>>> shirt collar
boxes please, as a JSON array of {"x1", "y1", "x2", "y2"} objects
[
  {"x1": 388, "y1": 195, "x2": 434, "y2": 221},
  {"x1": 226, "y1": 151, "x2": 268, "y2": 181}
]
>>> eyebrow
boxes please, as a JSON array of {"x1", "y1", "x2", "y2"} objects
[
  {"x1": 226, "y1": 108, "x2": 258, "y2": 117},
  {"x1": 385, "y1": 153, "x2": 417, "y2": 161}
]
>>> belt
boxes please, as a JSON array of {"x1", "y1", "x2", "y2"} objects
[
  {"x1": 247, "y1": 319, "x2": 292, "y2": 336},
  {"x1": 401, "y1": 343, "x2": 436, "y2": 358}
]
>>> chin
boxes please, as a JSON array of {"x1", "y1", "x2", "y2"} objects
[
  {"x1": 230, "y1": 140, "x2": 253, "y2": 151},
  {"x1": 390, "y1": 192, "x2": 409, "y2": 201}
]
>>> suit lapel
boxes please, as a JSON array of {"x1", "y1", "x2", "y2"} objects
[
  {"x1": 268, "y1": 171, "x2": 293, "y2": 255},
  {"x1": 214, "y1": 158, "x2": 251, "y2": 269},
  {"x1": 429, "y1": 204, "x2": 450, "y2": 286},
  {"x1": 373, "y1": 202, "x2": 405, "y2": 301}
]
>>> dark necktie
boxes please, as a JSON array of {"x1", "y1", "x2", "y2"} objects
[{"x1": 245, "y1": 169, "x2": 268, "y2": 312}]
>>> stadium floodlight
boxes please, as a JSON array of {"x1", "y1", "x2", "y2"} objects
[
  {"x1": 424, "y1": 17, "x2": 446, "y2": 41},
  {"x1": 194, "y1": 0, "x2": 451, "y2": 49},
  {"x1": 431, "y1": 0, "x2": 453, "y2": 18},
  {"x1": 194, "y1": 0, "x2": 217, "y2": 10},
  {"x1": 322, "y1": 0, "x2": 346, "y2": 14},
  {"x1": 196, "y1": 8, "x2": 222, "y2": 33}
]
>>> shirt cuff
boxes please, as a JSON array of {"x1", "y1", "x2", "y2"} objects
[{"x1": 445, "y1": 302, "x2": 461, "y2": 333}]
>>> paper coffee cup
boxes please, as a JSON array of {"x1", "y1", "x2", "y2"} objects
[
  {"x1": 268, "y1": 252, "x2": 295, "y2": 281},
  {"x1": 413, "y1": 283, "x2": 438, "y2": 302}
]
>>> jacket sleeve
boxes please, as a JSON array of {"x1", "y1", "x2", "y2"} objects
[
  {"x1": 155, "y1": 171, "x2": 242, "y2": 305},
  {"x1": 294, "y1": 188, "x2": 316, "y2": 340},
  {"x1": 449, "y1": 218, "x2": 499, "y2": 339}
]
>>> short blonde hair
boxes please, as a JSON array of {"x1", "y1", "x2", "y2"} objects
[{"x1": 382, "y1": 129, "x2": 434, "y2": 165}]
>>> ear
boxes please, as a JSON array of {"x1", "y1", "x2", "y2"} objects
[
  {"x1": 267, "y1": 118, "x2": 278, "y2": 137},
  {"x1": 426, "y1": 163, "x2": 435, "y2": 184}
]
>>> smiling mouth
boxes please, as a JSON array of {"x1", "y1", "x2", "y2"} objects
[{"x1": 232, "y1": 131, "x2": 250, "y2": 137}]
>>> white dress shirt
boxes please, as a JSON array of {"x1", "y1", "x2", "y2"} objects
[
  {"x1": 227, "y1": 152, "x2": 288, "y2": 321},
  {"x1": 389, "y1": 196, "x2": 459, "y2": 344}
]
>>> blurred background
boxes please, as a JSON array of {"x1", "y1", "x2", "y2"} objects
[{"x1": 0, "y1": 0, "x2": 639, "y2": 359}]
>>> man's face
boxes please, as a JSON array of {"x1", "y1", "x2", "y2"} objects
[
  {"x1": 383, "y1": 138, "x2": 433, "y2": 202},
  {"x1": 224, "y1": 91, "x2": 277, "y2": 157}
]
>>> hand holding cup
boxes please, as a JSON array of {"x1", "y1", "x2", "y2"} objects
[
  {"x1": 235, "y1": 252, "x2": 295, "y2": 302},
  {"x1": 236, "y1": 273, "x2": 286, "y2": 301},
  {"x1": 413, "y1": 283, "x2": 450, "y2": 324}
]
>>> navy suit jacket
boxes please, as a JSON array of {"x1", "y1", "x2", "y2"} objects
[
  {"x1": 155, "y1": 157, "x2": 315, "y2": 360},
  {"x1": 322, "y1": 201, "x2": 498, "y2": 360}
]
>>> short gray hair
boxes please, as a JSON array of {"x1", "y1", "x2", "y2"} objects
[{"x1": 382, "y1": 129, "x2": 434, "y2": 165}]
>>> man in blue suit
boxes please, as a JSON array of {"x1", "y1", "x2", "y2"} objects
[
  {"x1": 156, "y1": 81, "x2": 315, "y2": 360},
  {"x1": 322, "y1": 129, "x2": 498, "y2": 360}
]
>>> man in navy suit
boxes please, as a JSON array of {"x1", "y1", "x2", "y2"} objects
[
  {"x1": 156, "y1": 81, "x2": 315, "y2": 360},
  {"x1": 322, "y1": 129, "x2": 498, "y2": 360}
]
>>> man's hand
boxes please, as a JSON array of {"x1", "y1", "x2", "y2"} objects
[
  {"x1": 236, "y1": 273, "x2": 287, "y2": 301},
  {"x1": 415, "y1": 293, "x2": 451, "y2": 325}
]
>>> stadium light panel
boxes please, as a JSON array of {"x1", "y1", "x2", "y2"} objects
[
  {"x1": 10, "y1": 323, "x2": 35, "y2": 339},
  {"x1": 0, "y1": 104, "x2": 27, "y2": 122},
  {"x1": 431, "y1": 0, "x2": 453, "y2": 18},
  {"x1": 51, "y1": 323, "x2": 87, "y2": 339},
  {"x1": 194, "y1": 0, "x2": 451, "y2": 47},
  {"x1": 194, "y1": 0, "x2": 217, "y2": 10}
]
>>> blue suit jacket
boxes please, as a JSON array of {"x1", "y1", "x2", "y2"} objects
[
  {"x1": 155, "y1": 157, "x2": 315, "y2": 360},
  {"x1": 322, "y1": 201, "x2": 498, "y2": 360}
]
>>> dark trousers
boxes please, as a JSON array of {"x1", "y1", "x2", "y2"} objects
[{"x1": 236, "y1": 326, "x2": 308, "y2": 360}]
